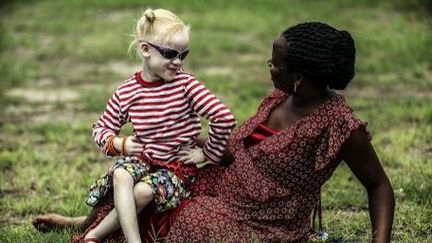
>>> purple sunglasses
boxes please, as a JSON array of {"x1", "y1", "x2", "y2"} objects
[{"x1": 145, "y1": 42, "x2": 189, "y2": 60}]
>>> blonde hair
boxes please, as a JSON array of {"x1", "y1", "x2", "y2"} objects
[{"x1": 129, "y1": 8, "x2": 190, "y2": 55}]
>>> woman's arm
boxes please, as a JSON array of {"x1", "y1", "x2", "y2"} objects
[{"x1": 339, "y1": 129, "x2": 395, "y2": 243}]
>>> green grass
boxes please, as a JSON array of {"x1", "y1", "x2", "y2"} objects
[{"x1": 1, "y1": 0, "x2": 431, "y2": 242}]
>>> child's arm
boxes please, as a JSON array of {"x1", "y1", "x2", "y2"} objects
[
  {"x1": 184, "y1": 77, "x2": 237, "y2": 163},
  {"x1": 92, "y1": 89, "x2": 129, "y2": 156}
]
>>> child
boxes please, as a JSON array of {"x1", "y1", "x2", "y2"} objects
[{"x1": 82, "y1": 8, "x2": 236, "y2": 243}]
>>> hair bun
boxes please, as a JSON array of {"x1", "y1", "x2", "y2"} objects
[
  {"x1": 282, "y1": 22, "x2": 357, "y2": 90},
  {"x1": 328, "y1": 30, "x2": 356, "y2": 90},
  {"x1": 144, "y1": 9, "x2": 156, "y2": 23}
]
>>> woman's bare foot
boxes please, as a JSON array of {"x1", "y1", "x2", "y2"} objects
[{"x1": 32, "y1": 214, "x2": 85, "y2": 232}]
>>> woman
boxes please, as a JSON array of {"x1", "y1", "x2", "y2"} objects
[{"x1": 33, "y1": 22, "x2": 395, "y2": 242}]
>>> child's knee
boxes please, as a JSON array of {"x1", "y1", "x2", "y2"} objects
[
  {"x1": 113, "y1": 168, "x2": 133, "y2": 185},
  {"x1": 133, "y1": 182, "x2": 153, "y2": 207}
]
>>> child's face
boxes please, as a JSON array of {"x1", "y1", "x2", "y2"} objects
[{"x1": 146, "y1": 32, "x2": 189, "y2": 81}]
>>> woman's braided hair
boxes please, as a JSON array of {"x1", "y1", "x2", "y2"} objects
[{"x1": 282, "y1": 22, "x2": 355, "y2": 90}]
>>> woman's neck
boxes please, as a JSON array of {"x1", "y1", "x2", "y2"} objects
[{"x1": 292, "y1": 88, "x2": 331, "y2": 107}]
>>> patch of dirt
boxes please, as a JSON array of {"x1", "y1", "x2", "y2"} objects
[
  {"x1": 8, "y1": 88, "x2": 79, "y2": 103},
  {"x1": 105, "y1": 61, "x2": 140, "y2": 78},
  {"x1": 0, "y1": 213, "x2": 26, "y2": 226},
  {"x1": 3, "y1": 103, "x2": 99, "y2": 124},
  {"x1": 30, "y1": 111, "x2": 99, "y2": 124},
  {"x1": 2, "y1": 59, "x2": 136, "y2": 124},
  {"x1": 200, "y1": 66, "x2": 234, "y2": 76},
  {"x1": 342, "y1": 83, "x2": 432, "y2": 99}
]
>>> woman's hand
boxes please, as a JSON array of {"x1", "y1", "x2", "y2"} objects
[
  {"x1": 178, "y1": 147, "x2": 206, "y2": 165},
  {"x1": 114, "y1": 136, "x2": 144, "y2": 156}
]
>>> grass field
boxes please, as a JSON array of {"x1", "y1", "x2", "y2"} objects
[{"x1": 0, "y1": 0, "x2": 431, "y2": 242}]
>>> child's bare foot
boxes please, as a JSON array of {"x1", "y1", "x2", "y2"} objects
[{"x1": 32, "y1": 214, "x2": 84, "y2": 232}]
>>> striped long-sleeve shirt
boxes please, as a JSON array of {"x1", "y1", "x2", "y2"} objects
[{"x1": 93, "y1": 71, "x2": 237, "y2": 163}]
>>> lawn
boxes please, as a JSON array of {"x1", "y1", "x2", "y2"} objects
[{"x1": 0, "y1": 0, "x2": 431, "y2": 242}]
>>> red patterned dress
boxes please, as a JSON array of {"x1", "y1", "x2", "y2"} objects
[{"x1": 166, "y1": 89, "x2": 369, "y2": 242}]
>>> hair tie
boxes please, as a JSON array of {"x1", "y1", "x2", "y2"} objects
[{"x1": 144, "y1": 9, "x2": 156, "y2": 23}]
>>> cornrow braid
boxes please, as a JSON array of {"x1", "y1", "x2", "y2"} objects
[{"x1": 282, "y1": 22, "x2": 355, "y2": 90}]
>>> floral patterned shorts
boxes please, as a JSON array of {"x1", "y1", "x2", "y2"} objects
[{"x1": 86, "y1": 156, "x2": 190, "y2": 213}]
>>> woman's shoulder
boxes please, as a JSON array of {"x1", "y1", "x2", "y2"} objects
[
  {"x1": 323, "y1": 93, "x2": 370, "y2": 138},
  {"x1": 257, "y1": 88, "x2": 287, "y2": 111},
  {"x1": 324, "y1": 93, "x2": 357, "y2": 120}
]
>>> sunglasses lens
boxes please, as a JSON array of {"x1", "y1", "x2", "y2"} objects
[
  {"x1": 149, "y1": 42, "x2": 189, "y2": 60},
  {"x1": 180, "y1": 50, "x2": 189, "y2": 60},
  {"x1": 163, "y1": 50, "x2": 179, "y2": 59}
]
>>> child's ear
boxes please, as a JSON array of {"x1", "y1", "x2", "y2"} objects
[{"x1": 140, "y1": 43, "x2": 150, "y2": 58}]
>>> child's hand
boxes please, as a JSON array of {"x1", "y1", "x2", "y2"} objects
[
  {"x1": 125, "y1": 136, "x2": 145, "y2": 156},
  {"x1": 179, "y1": 147, "x2": 205, "y2": 165},
  {"x1": 114, "y1": 136, "x2": 144, "y2": 156}
]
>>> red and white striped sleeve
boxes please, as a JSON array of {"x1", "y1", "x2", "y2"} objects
[
  {"x1": 184, "y1": 76, "x2": 237, "y2": 163},
  {"x1": 92, "y1": 88, "x2": 128, "y2": 156}
]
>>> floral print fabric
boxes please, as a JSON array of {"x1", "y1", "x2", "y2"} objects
[
  {"x1": 86, "y1": 156, "x2": 190, "y2": 213},
  {"x1": 167, "y1": 89, "x2": 370, "y2": 242}
]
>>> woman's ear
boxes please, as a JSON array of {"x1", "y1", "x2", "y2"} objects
[
  {"x1": 293, "y1": 73, "x2": 304, "y2": 86},
  {"x1": 294, "y1": 73, "x2": 304, "y2": 82},
  {"x1": 140, "y1": 43, "x2": 150, "y2": 58}
]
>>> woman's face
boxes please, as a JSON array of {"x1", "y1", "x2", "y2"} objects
[
  {"x1": 268, "y1": 34, "x2": 296, "y2": 94},
  {"x1": 145, "y1": 31, "x2": 189, "y2": 81}
]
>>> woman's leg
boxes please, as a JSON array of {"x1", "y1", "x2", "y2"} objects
[
  {"x1": 32, "y1": 214, "x2": 87, "y2": 232},
  {"x1": 84, "y1": 177, "x2": 153, "y2": 243}
]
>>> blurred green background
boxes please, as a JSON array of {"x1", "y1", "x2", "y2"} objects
[{"x1": 0, "y1": 0, "x2": 431, "y2": 242}]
